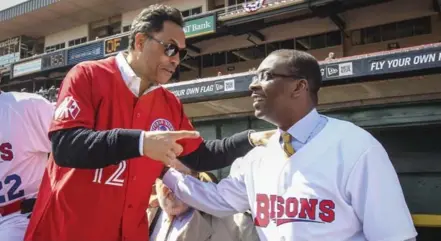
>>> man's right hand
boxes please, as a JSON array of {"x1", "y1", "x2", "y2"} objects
[{"x1": 142, "y1": 130, "x2": 200, "y2": 165}]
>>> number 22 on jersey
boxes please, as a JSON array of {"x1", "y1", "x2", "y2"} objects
[
  {"x1": 92, "y1": 161, "x2": 127, "y2": 187},
  {"x1": 0, "y1": 174, "x2": 25, "y2": 204}
]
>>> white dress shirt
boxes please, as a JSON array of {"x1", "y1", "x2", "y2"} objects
[
  {"x1": 115, "y1": 52, "x2": 160, "y2": 156},
  {"x1": 150, "y1": 209, "x2": 194, "y2": 241}
]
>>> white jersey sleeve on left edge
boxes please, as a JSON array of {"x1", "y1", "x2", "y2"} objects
[
  {"x1": 28, "y1": 97, "x2": 54, "y2": 154},
  {"x1": 345, "y1": 144, "x2": 417, "y2": 241}
]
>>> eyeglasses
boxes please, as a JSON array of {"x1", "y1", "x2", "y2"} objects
[
  {"x1": 254, "y1": 71, "x2": 305, "y2": 82},
  {"x1": 146, "y1": 35, "x2": 188, "y2": 60}
]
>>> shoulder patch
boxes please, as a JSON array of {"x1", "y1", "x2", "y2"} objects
[{"x1": 54, "y1": 96, "x2": 80, "y2": 120}]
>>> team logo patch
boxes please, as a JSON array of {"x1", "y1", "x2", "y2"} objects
[
  {"x1": 150, "y1": 119, "x2": 175, "y2": 131},
  {"x1": 54, "y1": 96, "x2": 81, "y2": 120}
]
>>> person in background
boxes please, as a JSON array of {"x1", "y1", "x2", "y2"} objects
[
  {"x1": 148, "y1": 171, "x2": 259, "y2": 241},
  {"x1": 0, "y1": 91, "x2": 53, "y2": 241},
  {"x1": 325, "y1": 52, "x2": 335, "y2": 60}
]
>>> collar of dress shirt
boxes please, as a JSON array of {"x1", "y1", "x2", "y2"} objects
[
  {"x1": 278, "y1": 108, "x2": 321, "y2": 144},
  {"x1": 163, "y1": 208, "x2": 194, "y2": 223},
  {"x1": 115, "y1": 51, "x2": 159, "y2": 97},
  {"x1": 174, "y1": 208, "x2": 194, "y2": 222}
]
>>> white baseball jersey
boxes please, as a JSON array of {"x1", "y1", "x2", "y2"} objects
[
  {"x1": 0, "y1": 91, "x2": 53, "y2": 207},
  {"x1": 164, "y1": 117, "x2": 417, "y2": 241}
]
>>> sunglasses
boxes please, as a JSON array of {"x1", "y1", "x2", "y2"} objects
[{"x1": 146, "y1": 35, "x2": 188, "y2": 60}]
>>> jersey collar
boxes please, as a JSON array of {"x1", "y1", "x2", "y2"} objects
[{"x1": 115, "y1": 52, "x2": 159, "y2": 97}]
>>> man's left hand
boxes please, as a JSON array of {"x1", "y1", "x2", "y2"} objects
[{"x1": 249, "y1": 129, "x2": 277, "y2": 146}]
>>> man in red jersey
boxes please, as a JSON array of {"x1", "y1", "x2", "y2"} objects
[{"x1": 24, "y1": 4, "x2": 273, "y2": 241}]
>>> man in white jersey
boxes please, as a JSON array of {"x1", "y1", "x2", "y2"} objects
[
  {"x1": 162, "y1": 49, "x2": 417, "y2": 241},
  {"x1": 0, "y1": 91, "x2": 53, "y2": 241}
]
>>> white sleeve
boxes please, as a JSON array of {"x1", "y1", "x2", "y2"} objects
[
  {"x1": 346, "y1": 144, "x2": 417, "y2": 241},
  {"x1": 139, "y1": 131, "x2": 145, "y2": 156},
  {"x1": 28, "y1": 97, "x2": 54, "y2": 153},
  {"x1": 163, "y1": 168, "x2": 250, "y2": 218}
]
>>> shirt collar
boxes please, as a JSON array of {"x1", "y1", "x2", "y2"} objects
[
  {"x1": 115, "y1": 52, "x2": 159, "y2": 97},
  {"x1": 164, "y1": 208, "x2": 194, "y2": 222},
  {"x1": 176, "y1": 208, "x2": 194, "y2": 221},
  {"x1": 279, "y1": 108, "x2": 321, "y2": 144}
]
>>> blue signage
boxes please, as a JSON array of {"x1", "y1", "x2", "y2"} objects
[
  {"x1": 320, "y1": 44, "x2": 441, "y2": 81},
  {"x1": 67, "y1": 42, "x2": 104, "y2": 65},
  {"x1": 166, "y1": 44, "x2": 441, "y2": 102}
]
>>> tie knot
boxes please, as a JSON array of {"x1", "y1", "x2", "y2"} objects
[{"x1": 281, "y1": 132, "x2": 292, "y2": 143}]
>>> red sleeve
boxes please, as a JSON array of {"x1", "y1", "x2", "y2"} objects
[{"x1": 51, "y1": 63, "x2": 95, "y2": 133}]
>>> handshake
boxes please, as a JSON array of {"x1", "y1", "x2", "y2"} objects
[{"x1": 141, "y1": 129, "x2": 276, "y2": 173}]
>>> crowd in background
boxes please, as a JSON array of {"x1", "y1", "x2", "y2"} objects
[{"x1": 22, "y1": 85, "x2": 59, "y2": 102}]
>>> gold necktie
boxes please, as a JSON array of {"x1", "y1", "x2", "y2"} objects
[{"x1": 281, "y1": 132, "x2": 295, "y2": 157}]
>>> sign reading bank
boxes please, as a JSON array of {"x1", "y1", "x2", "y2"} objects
[{"x1": 183, "y1": 15, "x2": 216, "y2": 38}]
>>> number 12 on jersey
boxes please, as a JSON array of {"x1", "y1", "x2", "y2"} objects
[{"x1": 92, "y1": 161, "x2": 127, "y2": 187}]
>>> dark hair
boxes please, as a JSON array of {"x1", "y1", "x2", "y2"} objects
[
  {"x1": 129, "y1": 4, "x2": 184, "y2": 50},
  {"x1": 270, "y1": 49, "x2": 322, "y2": 104}
]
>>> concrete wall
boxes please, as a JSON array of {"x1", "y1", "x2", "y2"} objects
[
  {"x1": 44, "y1": 24, "x2": 88, "y2": 48},
  {"x1": 343, "y1": 0, "x2": 435, "y2": 30}
]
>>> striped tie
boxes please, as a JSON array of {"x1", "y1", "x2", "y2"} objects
[{"x1": 281, "y1": 132, "x2": 295, "y2": 157}]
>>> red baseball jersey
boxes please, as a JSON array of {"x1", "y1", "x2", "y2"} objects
[{"x1": 24, "y1": 57, "x2": 202, "y2": 241}]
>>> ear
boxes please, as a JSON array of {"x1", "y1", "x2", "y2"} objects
[
  {"x1": 134, "y1": 33, "x2": 147, "y2": 51},
  {"x1": 291, "y1": 79, "x2": 308, "y2": 98}
]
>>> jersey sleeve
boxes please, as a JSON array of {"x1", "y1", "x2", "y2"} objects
[
  {"x1": 176, "y1": 102, "x2": 203, "y2": 156},
  {"x1": 51, "y1": 64, "x2": 95, "y2": 132},
  {"x1": 28, "y1": 96, "x2": 54, "y2": 153},
  {"x1": 345, "y1": 143, "x2": 417, "y2": 241},
  {"x1": 163, "y1": 168, "x2": 250, "y2": 217}
]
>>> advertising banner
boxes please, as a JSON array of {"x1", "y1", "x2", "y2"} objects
[
  {"x1": 12, "y1": 58, "x2": 42, "y2": 78},
  {"x1": 320, "y1": 61, "x2": 363, "y2": 81},
  {"x1": 0, "y1": 37, "x2": 20, "y2": 67},
  {"x1": 320, "y1": 45, "x2": 441, "y2": 81},
  {"x1": 104, "y1": 35, "x2": 129, "y2": 56},
  {"x1": 166, "y1": 74, "x2": 251, "y2": 103},
  {"x1": 366, "y1": 46, "x2": 441, "y2": 75},
  {"x1": 183, "y1": 15, "x2": 216, "y2": 38},
  {"x1": 67, "y1": 42, "x2": 104, "y2": 65},
  {"x1": 0, "y1": 53, "x2": 20, "y2": 67}
]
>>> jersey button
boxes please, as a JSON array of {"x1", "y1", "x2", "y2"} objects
[
  {"x1": 132, "y1": 176, "x2": 137, "y2": 181},
  {"x1": 280, "y1": 236, "x2": 285, "y2": 241},
  {"x1": 136, "y1": 113, "x2": 141, "y2": 118},
  {"x1": 128, "y1": 204, "x2": 133, "y2": 208}
]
